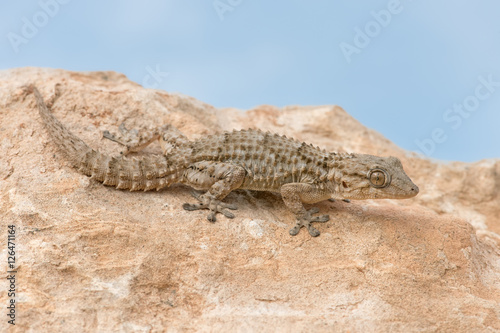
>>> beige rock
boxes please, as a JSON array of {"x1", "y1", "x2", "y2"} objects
[{"x1": 0, "y1": 67, "x2": 499, "y2": 332}]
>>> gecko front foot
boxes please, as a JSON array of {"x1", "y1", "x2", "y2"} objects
[
  {"x1": 182, "y1": 191, "x2": 238, "y2": 222},
  {"x1": 289, "y1": 207, "x2": 330, "y2": 237}
]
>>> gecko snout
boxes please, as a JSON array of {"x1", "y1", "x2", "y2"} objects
[{"x1": 409, "y1": 184, "x2": 419, "y2": 196}]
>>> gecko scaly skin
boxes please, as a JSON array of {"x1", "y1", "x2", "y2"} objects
[{"x1": 27, "y1": 85, "x2": 419, "y2": 237}]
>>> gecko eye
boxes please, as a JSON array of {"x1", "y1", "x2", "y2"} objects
[{"x1": 368, "y1": 169, "x2": 390, "y2": 188}]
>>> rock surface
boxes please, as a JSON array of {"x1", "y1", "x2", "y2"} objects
[{"x1": 0, "y1": 67, "x2": 499, "y2": 332}]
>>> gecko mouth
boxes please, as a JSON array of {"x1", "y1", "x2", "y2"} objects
[
  {"x1": 392, "y1": 183, "x2": 419, "y2": 198},
  {"x1": 342, "y1": 182, "x2": 419, "y2": 200}
]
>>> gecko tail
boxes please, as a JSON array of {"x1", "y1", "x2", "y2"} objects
[
  {"x1": 27, "y1": 85, "x2": 177, "y2": 191},
  {"x1": 28, "y1": 85, "x2": 94, "y2": 168}
]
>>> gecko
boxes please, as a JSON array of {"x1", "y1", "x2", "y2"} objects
[{"x1": 26, "y1": 85, "x2": 419, "y2": 237}]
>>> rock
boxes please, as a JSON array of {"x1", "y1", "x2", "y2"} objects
[{"x1": 0, "y1": 67, "x2": 499, "y2": 332}]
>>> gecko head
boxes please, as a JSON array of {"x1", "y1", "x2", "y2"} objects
[{"x1": 332, "y1": 155, "x2": 419, "y2": 200}]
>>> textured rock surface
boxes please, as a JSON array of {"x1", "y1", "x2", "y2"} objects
[{"x1": 1, "y1": 67, "x2": 499, "y2": 332}]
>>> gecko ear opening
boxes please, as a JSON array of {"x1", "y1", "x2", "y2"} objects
[{"x1": 368, "y1": 169, "x2": 391, "y2": 188}]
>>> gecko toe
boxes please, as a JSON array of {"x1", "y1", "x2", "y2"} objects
[
  {"x1": 221, "y1": 209, "x2": 235, "y2": 219},
  {"x1": 308, "y1": 207, "x2": 320, "y2": 214},
  {"x1": 207, "y1": 211, "x2": 217, "y2": 223},
  {"x1": 183, "y1": 202, "x2": 206, "y2": 211},
  {"x1": 222, "y1": 203, "x2": 238, "y2": 210},
  {"x1": 310, "y1": 214, "x2": 329, "y2": 223},
  {"x1": 289, "y1": 224, "x2": 301, "y2": 236},
  {"x1": 190, "y1": 190, "x2": 203, "y2": 200},
  {"x1": 102, "y1": 130, "x2": 114, "y2": 139},
  {"x1": 307, "y1": 225, "x2": 321, "y2": 237},
  {"x1": 328, "y1": 198, "x2": 350, "y2": 203}
]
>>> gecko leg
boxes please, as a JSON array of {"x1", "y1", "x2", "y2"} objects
[
  {"x1": 280, "y1": 183, "x2": 331, "y2": 237},
  {"x1": 181, "y1": 161, "x2": 245, "y2": 223},
  {"x1": 102, "y1": 123, "x2": 163, "y2": 154},
  {"x1": 103, "y1": 124, "x2": 189, "y2": 155}
]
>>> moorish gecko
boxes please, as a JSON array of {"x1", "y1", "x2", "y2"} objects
[{"x1": 26, "y1": 85, "x2": 419, "y2": 237}]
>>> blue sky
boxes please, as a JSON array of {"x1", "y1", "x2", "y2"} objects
[{"x1": 1, "y1": 1, "x2": 499, "y2": 162}]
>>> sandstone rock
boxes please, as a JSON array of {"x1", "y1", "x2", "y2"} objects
[{"x1": 0, "y1": 67, "x2": 499, "y2": 332}]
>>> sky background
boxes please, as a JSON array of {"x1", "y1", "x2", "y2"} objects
[{"x1": 1, "y1": 0, "x2": 499, "y2": 162}]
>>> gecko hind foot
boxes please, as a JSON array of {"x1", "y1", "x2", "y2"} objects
[
  {"x1": 289, "y1": 207, "x2": 330, "y2": 237},
  {"x1": 103, "y1": 123, "x2": 162, "y2": 155},
  {"x1": 103, "y1": 123, "x2": 139, "y2": 146},
  {"x1": 182, "y1": 191, "x2": 238, "y2": 223}
]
